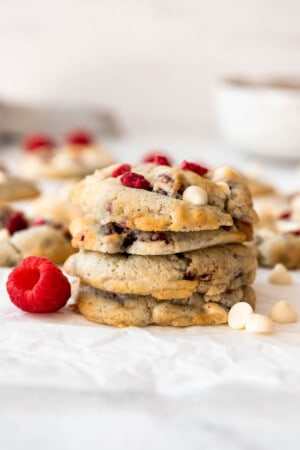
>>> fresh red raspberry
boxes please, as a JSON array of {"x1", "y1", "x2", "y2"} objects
[
  {"x1": 142, "y1": 152, "x2": 171, "y2": 164},
  {"x1": 6, "y1": 212, "x2": 29, "y2": 235},
  {"x1": 111, "y1": 164, "x2": 131, "y2": 177},
  {"x1": 23, "y1": 134, "x2": 54, "y2": 153},
  {"x1": 279, "y1": 212, "x2": 291, "y2": 220},
  {"x1": 6, "y1": 256, "x2": 71, "y2": 313},
  {"x1": 120, "y1": 172, "x2": 151, "y2": 190},
  {"x1": 180, "y1": 160, "x2": 208, "y2": 176},
  {"x1": 66, "y1": 129, "x2": 93, "y2": 146}
]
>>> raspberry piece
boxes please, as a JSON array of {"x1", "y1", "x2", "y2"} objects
[
  {"x1": 180, "y1": 160, "x2": 208, "y2": 176},
  {"x1": 23, "y1": 134, "x2": 54, "y2": 153},
  {"x1": 32, "y1": 218, "x2": 47, "y2": 226},
  {"x1": 111, "y1": 164, "x2": 131, "y2": 177},
  {"x1": 153, "y1": 155, "x2": 171, "y2": 166},
  {"x1": 142, "y1": 152, "x2": 171, "y2": 164},
  {"x1": 66, "y1": 129, "x2": 93, "y2": 145},
  {"x1": 291, "y1": 230, "x2": 300, "y2": 236},
  {"x1": 6, "y1": 256, "x2": 71, "y2": 313},
  {"x1": 6, "y1": 212, "x2": 29, "y2": 235},
  {"x1": 120, "y1": 172, "x2": 151, "y2": 190},
  {"x1": 279, "y1": 212, "x2": 291, "y2": 220}
]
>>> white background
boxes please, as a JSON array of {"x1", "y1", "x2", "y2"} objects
[{"x1": 0, "y1": 0, "x2": 300, "y2": 133}]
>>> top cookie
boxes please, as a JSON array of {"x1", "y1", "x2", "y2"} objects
[{"x1": 71, "y1": 162, "x2": 258, "y2": 232}]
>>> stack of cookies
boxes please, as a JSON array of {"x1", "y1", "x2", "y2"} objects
[{"x1": 64, "y1": 159, "x2": 258, "y2": 327}]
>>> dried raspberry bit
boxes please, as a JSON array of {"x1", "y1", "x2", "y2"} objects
[
  {"x1": 290, "y1": 230, "x2": 300, "y2": 236},
  {"x1": 66, "y1": 129, "x2": 93, "y2": 146},
  {"x1": 111, "y1": 164, "x2": 131, "y2": 177},
  {"x1": 6, "y1": 256, "x2": 71, "y2": 313},
  {"x1": 180, "y1": 160, "x2": 208, "y2": 176},
  {"x1": 153, "y1": 155, "x2": 171, "y2": 166},
  {"x1": 6, "y1": 212, "x2": 29, "y2": 235},
  {"x1": 32, "y1": 218, "x2": 47, "y2": 226},
  {"x1": 23, "y1": 134, "x2": 54, "y2": 153},
  {"x1": 184, "y1": 271, "x2": 196, "y2": 281},
  {"x1": 142, "y1": 152, "x2": 171, "y2": 165},
  {"x1": 279, "y1": 212, "x2": 291, "y2": 220},
  {"x1": 120, "y1": 172, "x2": 151, "y2": 190}
]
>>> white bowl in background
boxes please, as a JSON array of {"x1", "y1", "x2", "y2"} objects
[{"x1": 215, "y1": 77, "x2": 300, "y2": 159}]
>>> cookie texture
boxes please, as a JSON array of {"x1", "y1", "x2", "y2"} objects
[
  {"x1": 70, "y1": 164, "x2": 257, "y2": 232},
  {"x1": 0, "y1": 172, "x2": 39, "y2": 201},
  {"x1": 70, "y1": 217, "x2": 247, "y2": 255},
  {"x1": 74, "y1": 285, "x2": 256, "y2": 327},
  {"x1": 64, "y1": 244, "x2": 257, "y2": 299}
]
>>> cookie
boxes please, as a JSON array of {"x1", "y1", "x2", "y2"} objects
[
  {"x1": 254, "y1": 192, "x2": 300, "y2": 268},
  {"x1": 0, "y1": 225, "x2": 75, "y2": 267},
  {"x1": 70, "y1": 164, "x2": 258, "y2": 232},
  {"x1": 64, "y1": 244, "x2": 257, "y2": 300},
  {"x1": 70, "y1": 217, "x2": 247, "y2": 255},
  {"x1": 0, "y1": 170, "x2": 39, "y2": 201},
  {"x1": 0, "y1": 241, "x2": 22, "y2": 267},
  {"x1": 74, "y1": 285, "x2": 256, "y2": 327},
  {"x1": 256, "y1": 234, "x2": 300, "y2": 269},
  {"x1": 21, "y1": 145, "x2": 114, "y2": 180}
]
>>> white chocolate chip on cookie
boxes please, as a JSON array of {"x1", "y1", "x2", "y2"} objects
[
  {"x1": 268, "y1": 263, "x2": 293, "y2": 285},
  {"x1": 228, "y1": 301, "x2": 253, "y2": 330},
  {"x1": 215, "y1": 181, "x2": 230, "y2": 196},
  {"x1": 182, "y1": 185, "x2": 208, "y2": 206},
  {"x1": 245, "y1": 314, "x2": 275, "y2": 334},
  {"x1": 213, "y1": 166, "x2": 231, "y2": 181},
  {"x1": 269, "y1": 300, "x2": 298, "y2": 324}
]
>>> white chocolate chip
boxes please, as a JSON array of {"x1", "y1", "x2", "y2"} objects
[
  {"x1": 268, "y1": 263, "x2": 293, "y2": 285},
  {"x1": 0, "y1": 229, "x2": 9, "y2": 242},
  {"x1": 215, "y1": 181, "x2": 230, "y2": 196},
  {"x1": 269, "y1": 300, "x2": 298, "y2": 324},
  {"x1": 212, "y1": 166, "x2": 231, "y2": 181},
  {"x1": 245, "y1": 314, "x2": 275, "y2": 334},
  {"x1": 182, "y1": 185, "x2": 208, "y2": 206},
  {"x1": 228, "y1": 302, "x2": 254, "y2": 330}
]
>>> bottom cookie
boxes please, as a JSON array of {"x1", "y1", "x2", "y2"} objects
[{"x1": 74, "y1": 285, "x2": 256, "y2": 327}]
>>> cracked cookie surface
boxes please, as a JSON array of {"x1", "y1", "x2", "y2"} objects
[
  {"x1": 64, "y1": 244, "x2": 257, "y2": 300},
  {"x1": 70, "y1": 217, "x2": 247, "y2": 255},
  {"x1": 70, "y1": 164, "x2": 258, "y2": 232},
  {"x1": 74, "y1": 285, "x2": 256, "y2": 327}
]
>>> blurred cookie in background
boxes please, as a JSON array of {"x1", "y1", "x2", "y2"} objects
[
  {"x1": 20, "y1": 129, "x2": 114, "y2": 180},
  {"x1": 0, "y1": 164, "x2": 39, "y2": 201}
]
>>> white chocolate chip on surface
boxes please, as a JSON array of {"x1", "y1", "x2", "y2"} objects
[
  {"x1": 228, "y1": 302, "x2": 254, "y2": 330},
  {"x1": 268, "y1": 263, "x2": 293, "y2": 285},
  {"x1": 215, "y1": 181, "x2": 231, "y2": 196},
  {"x1": 182, "y1": 185, "x2": 208, "y2": 206},
  {"x1": 269, "y1": 301, "x2": 298, "y2": 324},
  {"x1": 245, "y1": 314, "x2": 275, "y2": 334}
]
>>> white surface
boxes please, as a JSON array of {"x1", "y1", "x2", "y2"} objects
[{"x1": 1, "y1": 136, "x2": 300, "y2": 449}]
